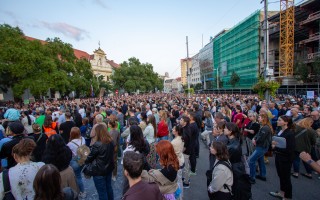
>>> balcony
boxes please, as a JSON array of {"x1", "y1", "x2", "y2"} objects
[
  {"x1": 300, "y1": 11, "x2": 320, "y2": 26},
  {"x1": 299, "y1": 32, "x2": 320, "y2": 45}
]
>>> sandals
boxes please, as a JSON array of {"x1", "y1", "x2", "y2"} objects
[{"x1": 269, "y1": 191, "x2": 284, "y2": 199}]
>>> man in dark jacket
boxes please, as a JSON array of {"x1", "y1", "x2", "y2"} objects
[
  {"x1": 122, "y1": 151, "x2": 163, "y2": 200},
  {"x1": 0, "y1": 121, "x2": 32, "y2": 168}
]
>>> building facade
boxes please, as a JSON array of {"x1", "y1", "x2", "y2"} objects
[
  {"x1": 180, "y1": 58, "x2": 192, "y2": 86},
  {"x1": 163, "y1": 77, "x2": 182, "y2": 93},
  {"x1": 213, "y1": 11, "x2": 262, "y2": 89},
  {"x1": 198, "y1": 39, "x2": 214, "y2": 90},
  {"x1": 190, "y1": 53, "x2": 201, "y2": 85}
]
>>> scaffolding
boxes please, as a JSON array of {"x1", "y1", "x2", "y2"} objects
[
  {"x1": 279, "y1": 0, "x2": 295, "y2": 76},
  {"x1": 213, "y1": 11, "x2": 260, "y2": 89}
]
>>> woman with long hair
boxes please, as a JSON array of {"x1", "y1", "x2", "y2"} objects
[
  {"x1": 139, "y1": 112, "x2": 148, "y2": 132},
  {"x1": 0, "y1": 139, "x2": 44, "y2": 199},
  {"x1": 208, "y1": 141, "x2": 233, "y2": 200},
  {"x1": 248, "y1": 113, "x2": 273, "y2": 184},
  {"x1": 83, "y1": 123, "x2": 114, "y2": 200},
  {"x1": 157, "y1": 110, "x2": 169, "y2": 141},
  {"x1": 43, "y1": 115, "x2": 58, "y2": 138},
  {"x1": 223, "y1": 122, "x2": 242, "y2": 164},
  {"x1": 42, "y1": 134, "x2": 78, "y2": 194},
  {"x1": 171, "y1": 125, "x2": 185, "y2": 200},
  {"x1": 34, "y1": 164, "x2": 77, "y2": 200},
  {"x1": 108, "y1": 118, "x2": 120, "y2": 181},
  {"x1": 143, "y1": 115, "x2": 157, "y2": 169},
  {"x1": 292, "y1": 117, "x2": 316, "y2": 178},
  {"x1": 142, "y1": 140, "x2": 179, "y2": 200},
  {"x1": 67, "y1": 127, "x2": 86, "y2": 198},
  {"x1": 270, "y1": 115, "x2": 295, "y2": 200}
]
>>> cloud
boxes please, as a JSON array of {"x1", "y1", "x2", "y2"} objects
[
  {"x1": 92, "y1": 0, "x2": 108, "y2": 9},
  {"x1": 40, "y1": 22, "x2": 90, "y2": 41}
]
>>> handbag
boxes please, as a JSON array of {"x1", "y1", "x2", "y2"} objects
[{"x1": 2, "y1": 169, "x2": 15, "y2": 200}]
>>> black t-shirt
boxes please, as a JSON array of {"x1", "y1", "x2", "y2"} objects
[
  {"x1": 31, "y1": 133, "x2": 48, "y2": 162},
  {"x1": 59, "y1": 121, "x2": 76, "y2": 143},
  {"x1": 245, "y1": 122, "x2": 260, "y2": 140}
]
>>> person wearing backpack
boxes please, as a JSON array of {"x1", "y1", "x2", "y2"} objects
[
  {"x1": 67, "y1": 127, "x2": 88, "y2": 199},
  {"x1": 208, "y1": 141, "x2": 233, "y2": 200}
]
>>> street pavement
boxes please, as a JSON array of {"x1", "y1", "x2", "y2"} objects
[
  {"x1": 82, "y1": 141, "x2": 319, "y2": 200},
  {"x1": 184, "y1": 141, "x2": 320, "y2": 200}
]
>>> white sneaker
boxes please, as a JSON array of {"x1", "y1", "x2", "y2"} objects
[
  {"x1": 79, "y1": 192, "x2": 87, "y2": 199},
  {"x1": 112, "y1": 176, "x2": 117, "y2": 181}
]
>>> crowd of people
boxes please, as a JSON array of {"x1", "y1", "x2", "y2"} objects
[{"x1": 0, "y1": 93, "x2": 319, "y2": 200}]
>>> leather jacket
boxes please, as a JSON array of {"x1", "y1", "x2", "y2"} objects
[
  {"x1": 254, "y1": 125, "x2": 272, "y2": 149},
  {"x1": 227, "y1": 138, "x2": 242, "y2": 164},
  {"x1": 84, "y1": 141, "x2": 114, "y2": 176}
]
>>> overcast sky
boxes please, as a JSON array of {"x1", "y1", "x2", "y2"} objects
[{"x1": 1, "y1": 0, "x2": 289, "y2": 78}]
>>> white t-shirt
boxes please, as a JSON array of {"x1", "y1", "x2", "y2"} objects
[
  {"x1": 67, "y1": 137, "x2": 86, "y2": 157},
  {"x1": 0, "y1": 161, "x2": 45, "y2": 200}
]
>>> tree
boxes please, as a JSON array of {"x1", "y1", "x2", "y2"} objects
[
  {"x1": 0, "y1": 24, "x2": 97, "y2": 99},
  {"x1": 228, "y1": 71, "x2": 240, "y2": 88},
  {"x1": 111, "y1": 57, "x2": 163, "y2": 93},
  {"x1": 294, "y1": 61, "x2": 309, "y2": 83}
]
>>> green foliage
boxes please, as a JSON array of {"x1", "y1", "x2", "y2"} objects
[
  {"x1": 252, "y1": 77, "x2": 280, "y2": 99},
  {"x1": 191, "y1": 83, "x2": 202, "y2": 90},
  {"x1": 184, "y1": 88, "x2": 194, "y2": 95},
  {"x1": 0, "y1": 24, "x2": 97, "y2": 99},
  {"x1": 111, "y1": 57, "x2": 163, "y2": 93},
  {"x1": 228, "y1": 71, "x2": 240, "y2": 88}
]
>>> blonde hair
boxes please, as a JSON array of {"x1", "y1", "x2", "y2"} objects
[{"x1": 296, "y1": 117, "x2": 313, "y2": 129}]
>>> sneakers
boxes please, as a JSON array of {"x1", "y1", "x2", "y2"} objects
[
  {"x1": 190, "y1": 171, "x2": 197, "y2": 176},
  {"x1": 256, "y1": 175, "x2": 267, "y2": 181},
  {"x1": 79, "y1": 192, "x2": 87, "y2": 199},
  {"x1": 269, "y1": 191, "x2": 283, "y2": 199},
  {"x1": 112, "y1": 176, "x2": 117, "y2": 181},
  {"x1": 183, "y1": 182, "x2": 190, "y2": 188},
  {"x1": 249, "y1": 177, "x2": 256, "y2": 184}
]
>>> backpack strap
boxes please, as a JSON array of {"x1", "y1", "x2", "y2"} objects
[
  {"x1": 213, "y1": 160, "x2": 233, "y2": 195},
  {"x1": 295, "y1": 129, "x2": 307, "y2": 138},
  {"x1": 36, "y1": 133, "x2": 44, "y2": 143},
  {"x1": 2, "y1": 169, "x2": 12, "y2": 195},
  {"x1": 72, "y1": 141, "x2": 80, "y2": 147}
]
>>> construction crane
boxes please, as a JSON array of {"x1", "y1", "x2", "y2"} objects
[{"x1": 279, "y1": 0, "x2": 295, "y2": 76}]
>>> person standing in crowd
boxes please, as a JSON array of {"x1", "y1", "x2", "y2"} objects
[
  {"x1": 0, "y1": 139, "x2": 44, "y2": 199},
  {"x1": 193, "y1": 103, "x2": 202, "y2": 158},
  {"x1": 143, "y1": 115, "x2": 157, "y2": 169},
  {"x1": 208, "y1": 141, "x2": 233, "y2": 200},
  {"x1": 42, "y1": 134, "x2": 78, "y2": 194},
  {"x1": 201, "y1": 111, "x2": 214, "y2": 147},
  {"x1": 243, "y1": 112, "x2": 260, "y2": 156},
  {"x1": 108, "y1": 119, "x2": 120, "y2": 181},
  {"x1": 33, "y1": 164, "x2": 78, "y2": 200},
  {"x1": 139, "y1": 112, "x2": 148, "y2": 132},
  {"x1": 189, "y1": 112, "x2": 199, "y2": 175},
  {"x1": 141, "y1": 140, "x2": 179, "y2": 200},
  {"x1": 291, "y1": 118, "x2": 316, "y2": 179},
  {"x1": 32, "y1": 123, "x2": 48, "y2": 162},
  {"x1": 171, "y1": 125, "x2": 185, "y2": 199},
  {"x1": 122, "y1": 151, "x2": 163, "y2": 200},
  {"x1": 21, "y1": 111, "x2": 33, "y2": 135},
  {"x1": 248, "y1": 113, "x2": 273, "y2": 184},
  {"x1": 157, "y1": 110, "x2": 169, "y2": 141},
  {"x1": 0, "y1": 121, "x2": 30, "y2": 169},
  {"x1": 67, "y1": 127, "x2": 87, "y2": 198},
  {"x1": 209, "y1": 121, "x2": 229, "y2": 169},
  {"x1": 83, "y1": 123, "x2": 114, "y2": 200},
  {"x1": 59, "y1": 112, "x2": 76, "y2": 144},
  {"x1": 270, "y1": 115, "x2": 295, "y2": 200},
  {"x1": 224, "y1": 122, "x2": 242, "y2": 164}
]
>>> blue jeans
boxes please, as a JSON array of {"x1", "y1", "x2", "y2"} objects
[
  {"x1": 157, "y1": 135, "x2": 168, "y2": 142},
  {"x1": 70, "y1": 159, "x2": 84, "y2": 192},
  {"x1": 93, "y1": 173, "x2": 114, "y2": 200},
  {"x1": 249, "y1": 147, "x2": 268, "y2": 179}
]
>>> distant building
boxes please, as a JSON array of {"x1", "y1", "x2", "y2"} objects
[
  {"x1": 190, "y1": 53, "x2": 201, "y2": 85},
  {"x1": 164, "y1": 77, "x2": 182, "y2": 93},
  {"x1": 180, "y1": 58, "x2": 192, "y2": 86}
]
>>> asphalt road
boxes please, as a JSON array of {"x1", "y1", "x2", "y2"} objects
[
  {"x1": 184, "y1": 141, "x2": 320, "y2": 200},
  {"x1": 80, "y1": 141, "x2": 319, "y2": 200}
]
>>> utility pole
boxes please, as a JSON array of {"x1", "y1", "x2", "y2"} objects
[
  {"x1": 186, "y1": 36, "x2": 190, "y2": 98},
  {"x1": 262, "y1": 0, "x2": 270, "y2": 103}
]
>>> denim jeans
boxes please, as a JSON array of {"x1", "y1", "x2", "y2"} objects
[
  {"x1": 292, "y1": 151, "x2": 312, "y2": 174},
  {"x1": 157, "y1": 135, "x2": 169, "y2": 142},
  {"x1": 70, "y1": 159, "x2": 84, "y2": 192},
  {"x1": 93, "y1": 173, "x2": 114, "y2": 200},
  {"x1": 249, "y1": 147, "x2": 268, "y2": 179}
]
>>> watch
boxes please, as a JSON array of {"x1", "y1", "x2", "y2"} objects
[{"x1": 307, "y1": 159, "x2": 314, "y2": 165}]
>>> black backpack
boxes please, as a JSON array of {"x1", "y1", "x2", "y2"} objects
[{"x1": 215, "y1": 161, "x2": 252, "y2": 200}]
